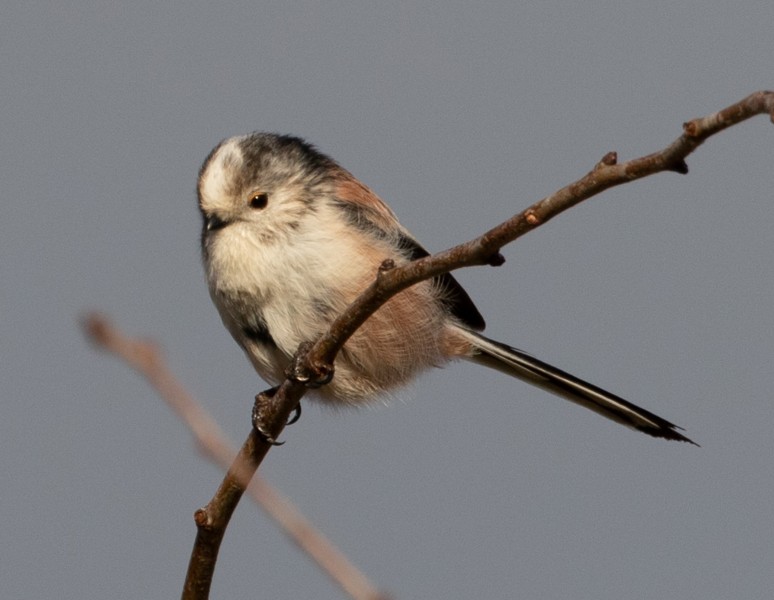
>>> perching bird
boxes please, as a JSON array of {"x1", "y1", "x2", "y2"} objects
[{"x1": 198, "y1": 132, "x2": 693, "y2": 444}]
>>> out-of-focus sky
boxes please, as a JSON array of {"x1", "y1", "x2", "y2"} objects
[{"x1": 2, "y1": 2, "x2": 772, "y2": 599}]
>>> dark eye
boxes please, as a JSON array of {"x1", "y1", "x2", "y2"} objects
[{"x1": 249, "y1": 192, "x2": 268, "y2": 209}]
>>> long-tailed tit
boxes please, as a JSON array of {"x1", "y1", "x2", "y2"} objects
[{"x1": 198, "y1": 133, "x2": 693, "y2": 443}]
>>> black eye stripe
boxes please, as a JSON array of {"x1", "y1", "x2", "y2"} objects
[{"x1": 249, "y1": 193, "x2": 268, "y2": 209}]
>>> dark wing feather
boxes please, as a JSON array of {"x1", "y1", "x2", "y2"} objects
[
  {"x1": 331, "y1": 169, "x2": 486, "y2": 331},
  {"x1": 396, "y1": 233, "x2": 486, "y2": 331}
]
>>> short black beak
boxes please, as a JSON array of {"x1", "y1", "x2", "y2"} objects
[{"x1": 205, "y1": 213, "x2": 229, "y2": 232}]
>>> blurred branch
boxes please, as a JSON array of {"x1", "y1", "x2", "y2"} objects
[{"x1": 81, "y1": 314, "x2": 390, "y2": 600}]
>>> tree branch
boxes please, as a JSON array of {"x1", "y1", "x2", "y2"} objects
[
  {"x1": 220, "y1": 89, "x2": 773, "y2": 598},
  {"x1": 307, "y1": 90, "x2": 774, "y2": 372},
  {"x1": 212, "y1": 90, "x2": 774, "y2": 596},
  {"x1": 84, "y1": 90, "x2": 773, "y2": 599}
]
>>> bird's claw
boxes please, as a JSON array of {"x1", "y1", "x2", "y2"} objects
[
  {"x1": 286, "y1": 402, "x2": 302, "y2": 425},
  {"x1": 253, "y1": 422, "x2": 285, "y2": 446},
  {"x1": 251, "y1": 389, "x2": 302, "y2": 445},
  {"x1": 252, "y1": 388, "x2": 285, "y2": 446},
  {"x1": 286, "y1": 342, "x2": 334, "y2": 388}
]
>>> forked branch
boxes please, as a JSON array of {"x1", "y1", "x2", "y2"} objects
[
  {"x1": 307, "y1": 90, "x2": 773, "y2": 372},
  {"x1": 86, "y1": 91, "x2": 773, "y2": 600},
  {"x1": 195, "y1": 90, "x2": 774, "y2": 598}
]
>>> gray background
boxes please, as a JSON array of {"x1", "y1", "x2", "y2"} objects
[{"x1": 2, "y1": 2, "x2": 773, "y2": 599}]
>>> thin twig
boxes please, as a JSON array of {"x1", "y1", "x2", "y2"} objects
[
  {"x1": 205, "y1": 90, "x2": 774, "y2": 596},
  {"x1": 84, "y1": 90, "x2": 772, "y2": 599},
  {"x1": 306, "y1": 90, "x2": 774, "y2": 372},
  {"x1": 199, "y1": 90, "x2": 772, "y2": 598},
  {"x1": 81, "y1": 314, "x2": 390, "y2": 600}
]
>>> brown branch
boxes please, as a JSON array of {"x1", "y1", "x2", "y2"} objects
[
  {"x1": 305, "y1": 90, "x2": 774, "y2": 373},
  {"x1": 83, "y1": 90, "x2": 773, "y2": 599},
  {"x1": 236, "y1": 91, "x2": 773, "y2": 586},
  {"x1": 80, "y1": 314, "x2": 390, "y2": 600}
]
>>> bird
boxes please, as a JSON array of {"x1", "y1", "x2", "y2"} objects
[{"x1": 197, "y1": 132, "x2": 694, "y2": 444}]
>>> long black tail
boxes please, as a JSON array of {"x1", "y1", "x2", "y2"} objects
[{"x1": 459, "y1": 329, "x2": 695, "y2": 444}]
